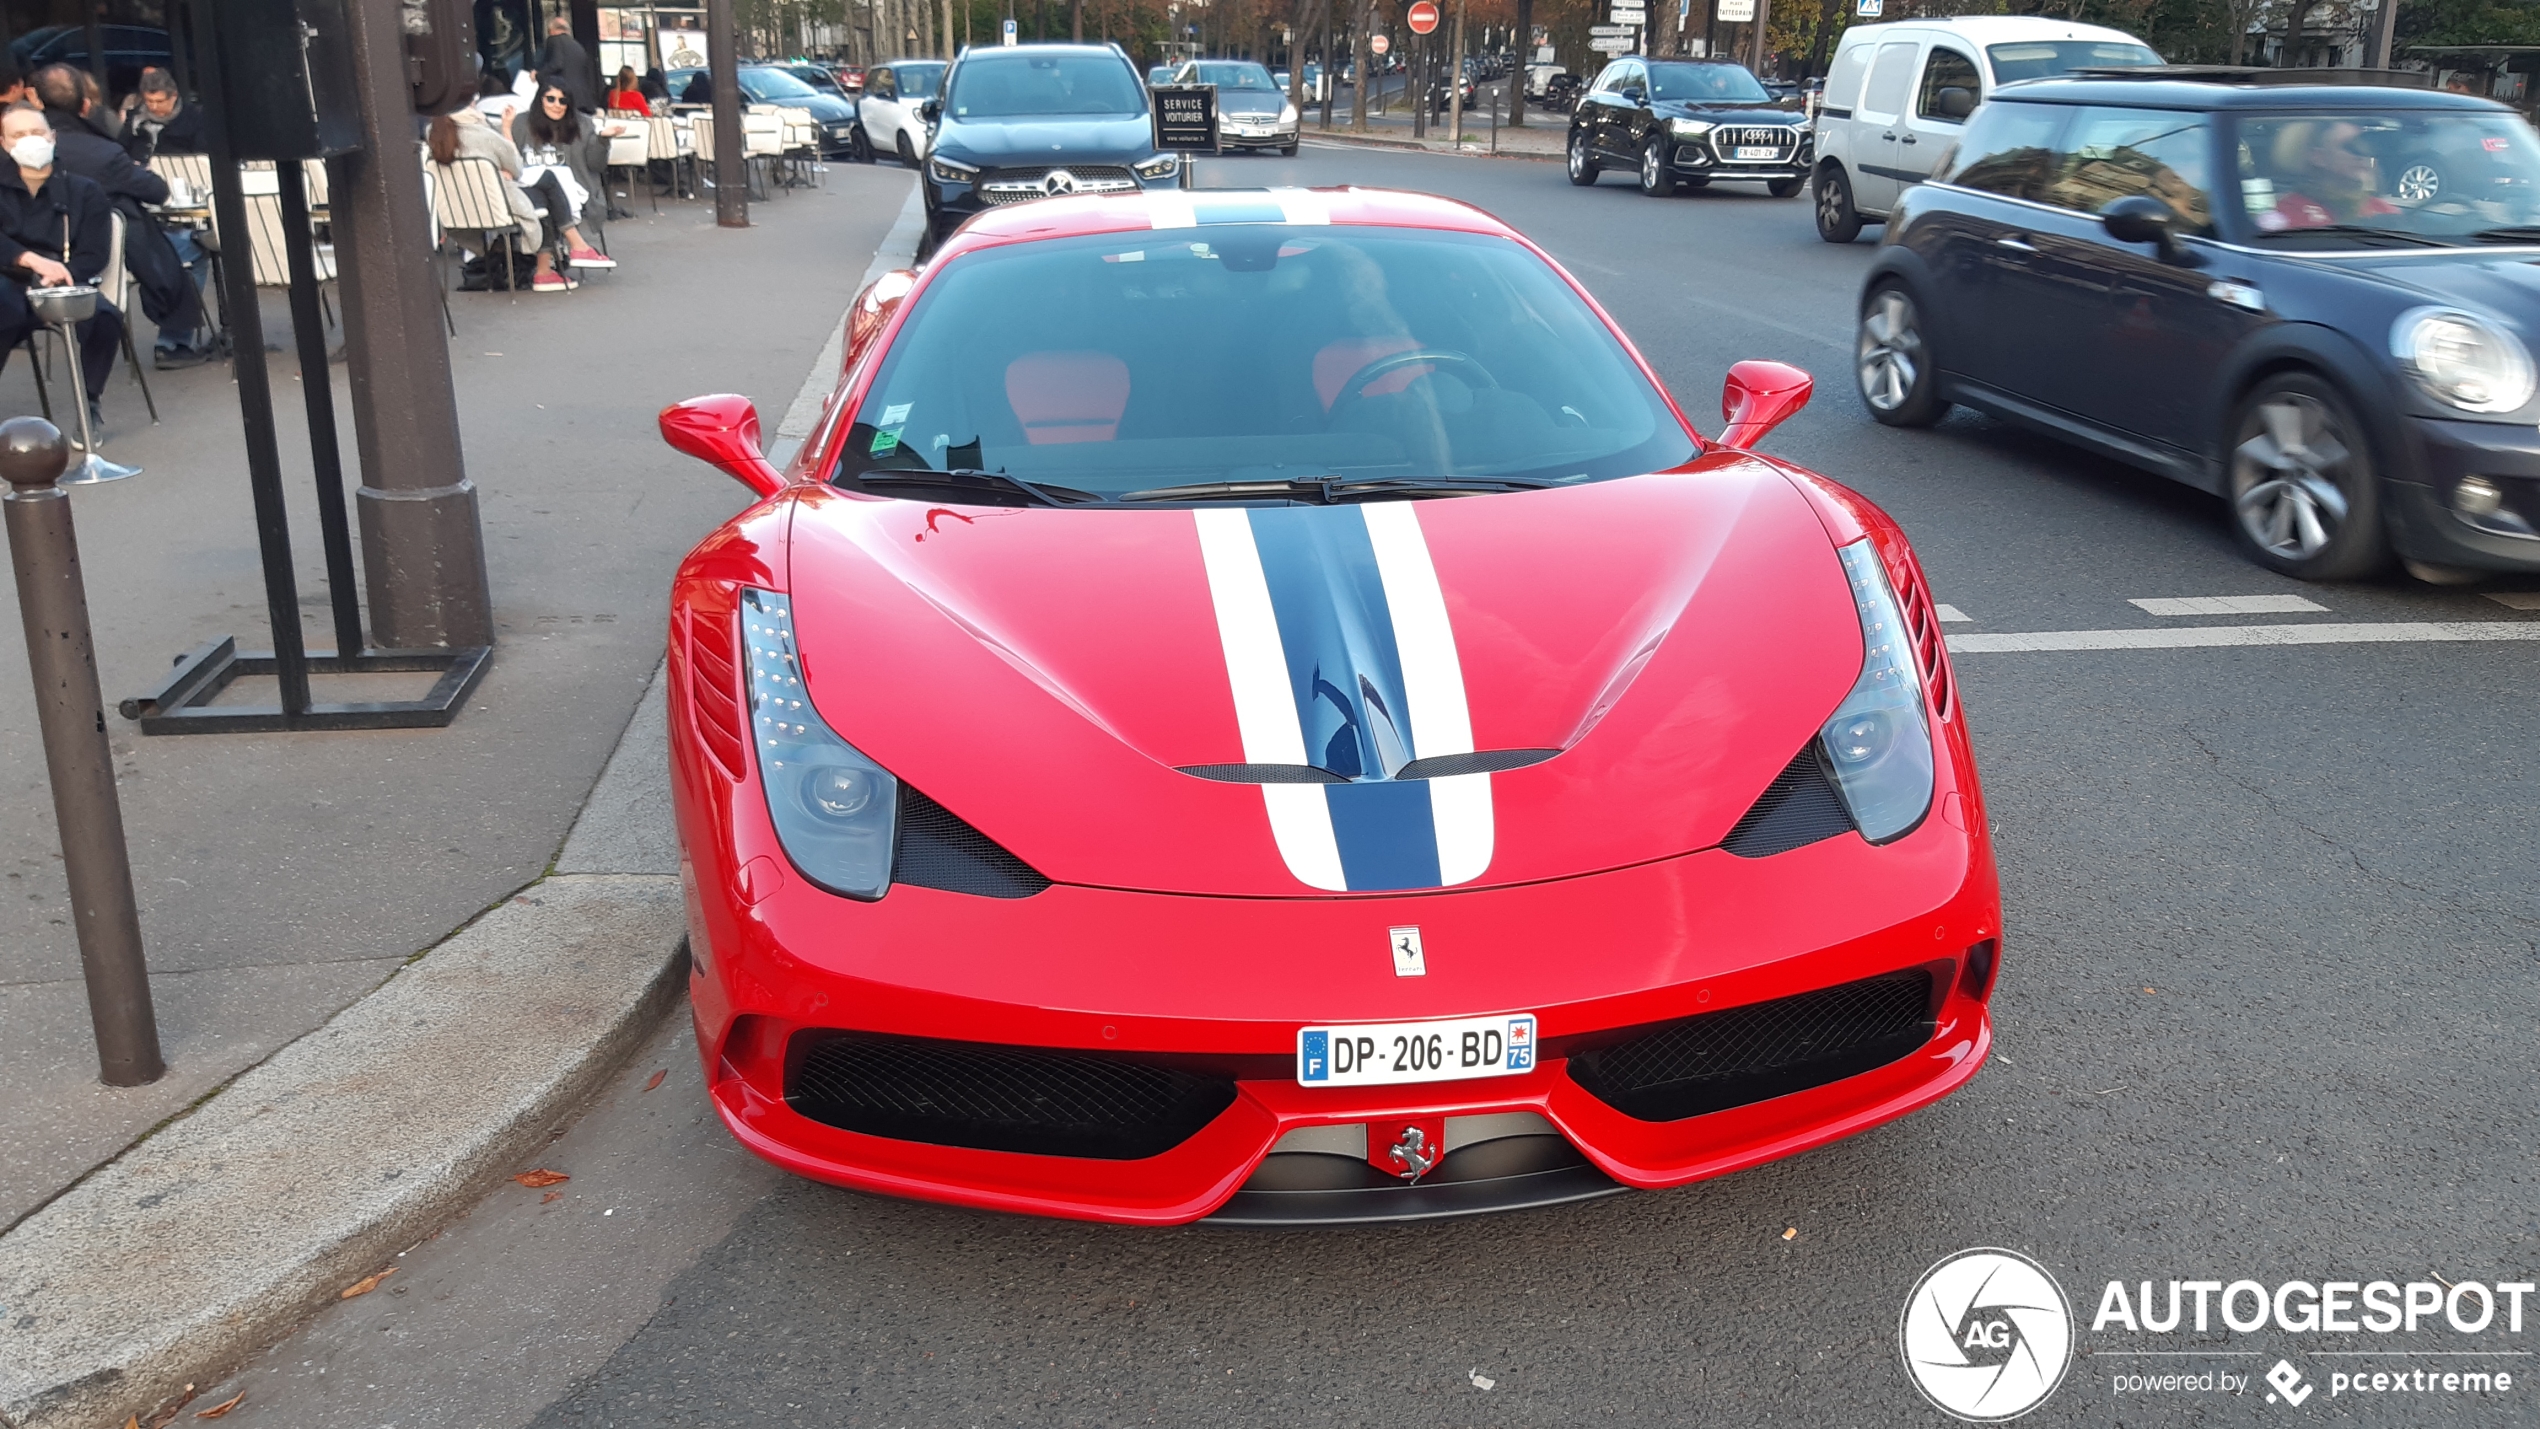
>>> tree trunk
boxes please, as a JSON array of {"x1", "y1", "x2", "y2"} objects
[{"x1": 1509, "y1": 0, "x2": 1530, "y2": 124}]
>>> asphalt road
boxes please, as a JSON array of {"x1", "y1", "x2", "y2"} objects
[{"x1": 207, "y1": 146, "x2": 2540, "y2": 1428}]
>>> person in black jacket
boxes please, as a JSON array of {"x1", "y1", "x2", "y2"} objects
[
  {"x1": 539, "y1": 17, "x2": 602, "y2": 114},
  {"x1": 0, "y1": 108, "x2": 125, "y2": 432},
  {"x1": 31, "y1": 63, "x2": 207, "y2": 368},
  {"x1": 120, "y1": 69, "x2": 205, "y2": 161}
]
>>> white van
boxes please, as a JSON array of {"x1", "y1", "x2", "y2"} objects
[{"x1": 1810, "y1": 16, "x2": 2158, "y2": 242}]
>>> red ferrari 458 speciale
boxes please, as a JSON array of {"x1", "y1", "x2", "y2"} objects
[{"x1": 658, "y1": 186, "x2": 2000, "y2": 1225}]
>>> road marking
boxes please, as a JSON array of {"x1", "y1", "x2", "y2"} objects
[
  {"x1": 1935, "y1": 603, "x2": 1972, "y2": 623},
  {"x1": 1950, "y1": 621, "x2": 2540, "y2": 654},
  {"x1": 2130, "y1": 594, "x2": 2327, "y2": 616},
  {"x1": 2487, "y1": 591, "x2": 2540, "y2": 610}
]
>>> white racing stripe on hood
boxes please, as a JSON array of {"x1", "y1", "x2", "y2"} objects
[
  {"x1": 1145, "y1": 191, "x2": 1197, "y2": 230},
  {"x1": 1363, "y1": 501, "x2": 1493, "y2": 885},
  {"x1": 1192, "y1": 507, "x2": 1346, "y2": 890},
  {"x1": 1271, "y1": 188, "x2": 1331, "y2": 225}
]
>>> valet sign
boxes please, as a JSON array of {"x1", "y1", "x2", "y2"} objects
[
  {"x1": 1900, "y1": 1248, "x2": 2533, "y2": 1420},
  {"x1": 1151, "y1": 84, "x2": 1218, "y2": 152}
]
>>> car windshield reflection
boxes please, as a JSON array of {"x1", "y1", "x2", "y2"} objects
[{"x1": 2236, "y1": 112, "x2": 2540, "y2": 245}]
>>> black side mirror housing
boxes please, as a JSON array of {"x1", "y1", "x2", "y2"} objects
[
  {"x1": 920, "y1": 96, "x2": 942, "y2": 123},
  {"x1": 1621, "y1": 85, "x2": 1645, "y2": 103},
  {"x1": 1936, "y1": 85, "x2": 1976, "y2": 120},
  {"x1": 2101, "y1": 195, "x2": 2204, "y2": 265}
]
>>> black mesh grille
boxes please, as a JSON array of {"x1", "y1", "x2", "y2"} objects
[
  {"x1": 893, "y1": 785, "x2": 1050, "y2": 898},
  {"x1": 1179, "y1": 763, "x2": 1348, "y2": 784},
  {"x1": 1394, "y1": 748, "x2": 1560, "y2": 779},
  {"x1": 786, "y1": 1032, "x2": 1237, "y2": 1159},
  {"x1": 1722, "y1": 743, "x2": 1856, "y2": 857},
  {"x1": 1567, "y1": 970, "x2": 1935, "y2": 1122}
]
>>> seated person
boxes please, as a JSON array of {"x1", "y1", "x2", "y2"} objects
[
  {"x1": 429, "y1": 107, "x2": 613, "y2": 292},
  {"x1": 29, "y1": 63, "x2": 207, "y2": 366},
  {"x1": 2261, "y1": 119, "x2": 2399, "y2": 231},
  {"x1": 120, "y1": 68, "x2": 204, "y2": 160},
  {"x1": 0, "y1": 106, "x2": 124, "y2": 435}
]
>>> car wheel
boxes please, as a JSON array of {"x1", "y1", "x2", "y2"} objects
[
  {"x1": 849, "y1": 126, "x2": 873, "y2": 163},
  {"x1": 1856, "y1": 284, "x2": 1947, "y2": 428},
  {"x1": 2226, "y1": 373, "x2": 2389, "y2": 580},
  {"x1": 1639, "y1": 139, "x2": 1675, "y2": 197},
  {"x1": 1281, "y1": 141, "x2": 1299, "y2": 156},
  {"x1": 1815, "y1": 164, "x2": 1863, "y2": 243},
  {"x1": 1768, "y1": 176, "x2": 1804, "y2": 198},
  {"x1": 2394, "y1": 152, "x2": 2444, "y2": 206},
  {"x1": 896, "y1": 132, "x2": 919, "y2": 169},
  {"x1": 1568, "y1": 129, "x2": 1601, "y2": 185}
]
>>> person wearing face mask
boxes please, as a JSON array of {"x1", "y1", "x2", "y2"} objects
[
  {"x1": 30, "y1": 63, "x2": 208, "y2": 368},
  {"x1": 0, "y1": 106, "x2": 125, "y2": 438}
]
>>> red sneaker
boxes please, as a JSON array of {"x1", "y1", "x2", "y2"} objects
[
  {"x1": 532, "y1": 271, "x2": 571, "y2": 293},
  {"x1": 567, "y1": 246, "x2": 617, "y2": 270}
]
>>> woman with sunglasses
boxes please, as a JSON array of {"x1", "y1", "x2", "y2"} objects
[{"x1": 509, "y1": 83, "x2": 618, "y2": 292}]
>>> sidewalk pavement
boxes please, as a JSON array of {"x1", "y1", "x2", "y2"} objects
[
  {"x1": 0, "y1": 166, "x2": 921, "y2": 1429},
  {"x1": 1301, "y1": 78, "x2": 1565, "y2": 160}
]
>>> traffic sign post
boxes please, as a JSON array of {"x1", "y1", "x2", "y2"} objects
[
  {"x1": 1001, "y1": 16, "x2": 1017, "y2": 43},
  {"x1": 1408, "y1": 1, "x2": 1438, "y2": 34},
  {"x1": 1371, "y1": 32, "x2": 1390, "y2": 54},
  {"x1": 1151, "y1": 82, "x2": 1218, "y2": 187}
]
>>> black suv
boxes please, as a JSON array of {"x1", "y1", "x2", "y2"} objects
[
  {"x1": 920, "y1": 43, "x2": 1182, "y2": 245},
  {"x1": 1566, "y1": 56, "x2": 1810, "y2": 198},
  {"x1": 1859, "y1": 74, "x2": 2540, "y2": 581}
]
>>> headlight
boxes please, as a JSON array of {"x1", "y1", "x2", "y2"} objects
[
  {"x1": 1132, "y1": 152, "x2": 1180, "y2": 179},
  {"x1": 1280, "y1": 103, "x2": 1299, "y2": 124},
  {"x1": 740, "y1": 589, "x2": 899, "y2": 900},
  {"x1": 927, "y1": 154, "x2": 979, "y2": 183},
  {"x1": 1668, "y1": 118, "x2": 1712, "y2": 138},
  {"x1": 2392, "y1": 306, "x2": 2535, "y2": 414},
  {"x1": 1819, "y1": 541, "x2": 1934, "y2": 843}
]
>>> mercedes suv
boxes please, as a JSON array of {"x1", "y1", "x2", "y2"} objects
[{"x1": 921, "y1": 43, "x2": 1182, "y2": 246}]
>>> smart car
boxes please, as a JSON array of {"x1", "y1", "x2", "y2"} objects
[{"x1": 659, "y1": 186, "x2": 2001, "y2": 1225}]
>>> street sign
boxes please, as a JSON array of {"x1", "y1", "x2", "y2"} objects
[
  {"x1": 1716, "y1": 0, "x2": 1754, "y2": 20},
  {"x1": 1591, "y1": 24, "x2": 1635, "y2": 37},
  {"x1": 1534, "y1": 44, "x2": 1556, "y2": 61},
  {"x1": 1151, "y1": 83, "x2": 1218, "y2": 152},
  {"x1": 1589, "y1": 35, "x2": 1633, "y2": 52},
  {"x1": 1610, "y1": 7, "x2": 1648, "y2": 22},
  {"x1": 1408, "y1": 1, "x2": 1440, "y2": 35},
  {"x1": 1370, "y1": 32, "x2": 1391, "y2": 54},
  {"x1": 1856, "y1": 0, "x2": 1882, "y2": 13},
  {"x1": 1001, "y1": 16, "x2": 1017, "y2": 43}
]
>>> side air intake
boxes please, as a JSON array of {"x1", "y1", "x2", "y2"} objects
[
  {"x1": 893, "y1": 785, "x2": 1051, "y2": 898},
  {"x1": 1721, "y1": 743, "x2": 1856, "y2": 858}
]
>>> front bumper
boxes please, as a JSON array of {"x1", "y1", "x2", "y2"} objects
[
  {"x1": 2387, "y1": 415, "x2": 2540, "y2": 572},
  {"x1": 1219, "y1": 116, "x2": 1299, "y2": 147},
  {"x1": 1665, "y1": 130, "x2": 1810, "y2": 182},
  {"x1": 686, "y1": 806, "x2": 2000, "y2": 1226},
  {"x1": 926, "y1": 162, "x2": 1179, "y2": 229}
]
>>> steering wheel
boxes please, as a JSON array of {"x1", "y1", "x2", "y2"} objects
[{"x1": 1330, "y1": 348, "x2": 1500, "y2": 418}]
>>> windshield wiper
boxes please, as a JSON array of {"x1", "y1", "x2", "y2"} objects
[
  {"x1": 1115, "y1": 475, "x2": 1552, "y2": 504},
  {"x1": 2246, "y1": 224, "x2": 2450, "y2": 248},
  {"x1": 2470, "y1": 225, "x2": 2540, "y2": 245},
  {"x1": 844, "y1": 468, "x2": 1106, "y2": 507}
]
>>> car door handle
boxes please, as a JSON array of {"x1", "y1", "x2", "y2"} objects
[
  {"x1": 1996, "y1": 235, "x2": 2037, "y2": 252},
  {"x1": 1898, "y1": 134, "x2": 1917, "y2": 145},
  {"x1": 1881, "y1": 130, "x2": 1896, "y2": 140}
]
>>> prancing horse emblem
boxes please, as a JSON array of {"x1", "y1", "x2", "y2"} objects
[
  {"x1": 1387, "y1": 1124, "x2": 1438, "y2": 1182},
  {"x1": 1040, "y1": 169, "x2": 1079, "y2": 196},
  {"x1": 1389, "y1": 925, "x2": 1425, "y2": 977}
]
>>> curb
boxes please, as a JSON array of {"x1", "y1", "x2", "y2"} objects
[
  {"x1": 1302, "y1": 130, "x2": 1563, "y2": 162},
  {"x1": 0, "y1": 178, "x2": 928, "y2": 1429}
]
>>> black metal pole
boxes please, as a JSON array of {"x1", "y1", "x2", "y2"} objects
[
  {"x1": 191, "y1": 0, "x2": 312, "y2": 716},
  {"x1": 2, "y1": 418, "x2": 163, "y2": 1086},
  {"x1": 708, "y1": 0, "x2": 749, "y2": 227},
  {"x1": 277, "y1": 169, "x2": 365, "y2": 660}
]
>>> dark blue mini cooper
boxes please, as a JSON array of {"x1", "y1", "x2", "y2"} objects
[{"x1": 1858, "y1": 73, "x2": 2540, "y2": 582}]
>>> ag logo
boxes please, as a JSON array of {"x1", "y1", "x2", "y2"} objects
[{"x1": 1900, "y1": 1248, "x2": 2073, "y2": 1421}]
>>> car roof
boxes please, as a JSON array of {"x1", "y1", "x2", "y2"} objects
[
  {"x1": 945, "y1": 187, "x2": 1515, "y2": 249},
  {"x1": 1986, "y1": 76, "x2": 2510, "y2": 110},
  {"x1": 1840, "y1": 15, "x2": 2149, "y2": 45}
]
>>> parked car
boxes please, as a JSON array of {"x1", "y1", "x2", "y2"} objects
[
  {"x1": 10, "y1": 24, "x2": 172, "y2": 99},
  {"x1": 854, "y1": 58, "x2": 950, "y2": 166},
  {"x1": 1568, "y1": 57, "x2": 1811, "y2": 198},
  {"x1": 655, "y1": 183, "x2": 1998, "y2": 1226},
  {"x1": 1858, "y1": 74, "x2": 2540, "y2": 581},
  {"x1": 835, "y1": 64, "x2": 868, "y2": 92},
  {"x1": 779, "y1": 63, "x2": 852, "y2": 99},
  {"x1": 1150, "y1": 64, "x2": 1176, "y2": 86},
  {"x1": 1171, "y1": 59, "x2": 1301, "y2": 154},
  {"x1": 920, "y1": 44, "x2": 1182, "y2": 244},
  {"x1": 1812, "y1": 14, "x2": 2159, "y2": 243},
  {"x1": 667, "y1": 64, "x2": 862, "y2": 156}
]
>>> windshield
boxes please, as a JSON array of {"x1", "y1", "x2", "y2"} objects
[
  {"x1": 1986, "y1": 40, "x2": 2161, "y2": 82},
  {"x1": 1647, "y1": 61, "x2": 1770, "y2": 103},
  {"x1": 2233, "y1": 110, "x2": 2540, "y2": 245},
  {"x1": 950, "y1": 52, "x2": 1145, "y2": 117},
  {"x1": 740, "y1": 67, "x2": 819, "y2": 100},
  {"x1": 895, "y1": 61, "x2": 946, "y2": 97},
  {"x1": 831, "y1": 225, "x2": 1693, "y2": 497},
  {"x1": 1194, "y1": 62, "x2": 1278, "y2": 90},
  {"x1": 785, "y1": 66, "x2": 841, "y2": 90}
]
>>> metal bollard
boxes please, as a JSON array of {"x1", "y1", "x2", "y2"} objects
[{"x1": 2, "y1": 416, "x2": 163, "y2": 1086}]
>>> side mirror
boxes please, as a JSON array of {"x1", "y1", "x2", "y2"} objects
[
  {"x1": 1621, "y1": 85, "x2": 1645, "y2": 104},
  {"x1": 920, "y1": 96, "x2": 941, "y2": 123},
  {"x1": 2100, "y1": 194, "x2": 2201, "y2": 265},
  {"x1": 660, "y1": 394, "x2": 783, "y2": 497},
  {"x1": 1717, "y1": 359, "x2": 1813, "y2": 450},
  {"x1": 1936, "y1": 85, "x2": 1976, "y2": 120}
]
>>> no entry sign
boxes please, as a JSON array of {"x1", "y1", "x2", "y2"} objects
[
  {"x1": 1370, "y1": 32, "x2": 1392, "y2": 54},
  {"x1": 1407, "y1": 1, "x2": 1440, "y2": 34}
]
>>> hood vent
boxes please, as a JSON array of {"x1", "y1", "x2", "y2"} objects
[
  {"x1": 894, "y1": 785, "x2": 1051, "y2": 898},
  {"x1": 1178, "y1": 749, "x2": 1557, "y2": 785},
  {"x1": 1721, "y1": 743, "x2": 1856, "y2": 858}
]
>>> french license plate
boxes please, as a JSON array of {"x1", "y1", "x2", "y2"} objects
[
  {"x1": 1734, "y1": 145, "x2": 1781, "y2": 161},
  {"x1": 1297, "y1": 1013, "x2": 1537, "y2": 1087}
]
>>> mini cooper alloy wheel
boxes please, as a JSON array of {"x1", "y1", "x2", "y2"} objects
[
  {"x1": 1855, "y1": 287, "x2": 1942, "y2": 426},
  {"x1": 2227, "y1": 378, "x2": 2385, "y2": 578}
]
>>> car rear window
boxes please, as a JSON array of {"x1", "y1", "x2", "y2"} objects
[
  {"x1": 832, "y1": 225, "x2": 1694, "y2": 496},
  {"x1": 1985, "y1": 40, "x2": 2161, "y2": 83}
]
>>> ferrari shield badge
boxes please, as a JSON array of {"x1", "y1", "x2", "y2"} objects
[{"x1": 1389, "y1": 925, "x2": 1426, "y2": 977}]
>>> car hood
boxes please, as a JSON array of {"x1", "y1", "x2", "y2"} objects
[
  {"x1": 933, "y1": 113, "x2": 1155, "y2": 165},
  {"x1": 1217, "y1": 92, "x2": 1290, "y2": 116},
  {"x1": 1655, "y1": 99, "x2": 1803, "y2": 125},
  {"x1": 782, "y1": 457, "x2": 1864, "y2": 897},
  {"x1": 2329, "y1": 249, "x2": 2540, "y2": 327}
]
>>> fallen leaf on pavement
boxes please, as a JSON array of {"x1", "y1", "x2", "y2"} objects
[
  {"x1": 196, "y1": 1392, "x2": 246, "y2": 1419},
  {"x1": 644, "y1": 1069, "x2": 667, "y2": 1092},
  {"x1": 513, "y1": 1169, "x2": 569, "y2": 1188},
  {"x1": 340, "y1": 1268, "x2": 395, "y2": 1299},
  {"x1": 542, "y1": 1190, "x2": 563, "y2": 1203},
  {"x1": 1783, "y1": 1227, "x2": 1798, "y2": 1240}
]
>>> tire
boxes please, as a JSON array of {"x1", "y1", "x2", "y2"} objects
[
  {"x1": 1639, "y1": 138, "x2": 1675, "y2": 197},
  {"x1": 1567, "y1": 128, "x2": 1601, "y2": 186},
  {"x1": 896, "y1": 132, "x2": 920, "y2": 169},
  {"x1": 2393, "y1": 152, "x2": 2445, "y2": 206},
  {"x1": 1281, "y1": 142, "x2": 1299, "y2": 156},
  {"x1": 1815, "y1": 163, "x2": 1863, "y2": 243},
  {"x1": 1856, "y1": 284, "x2": 1948, "y2": 428},
  {"x1": 2225, "y1": 372, "x2": 2390, "y2": 580},
  {"x1": 1768, "y1": 176, "x2": 1803, "y2": 198}
]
